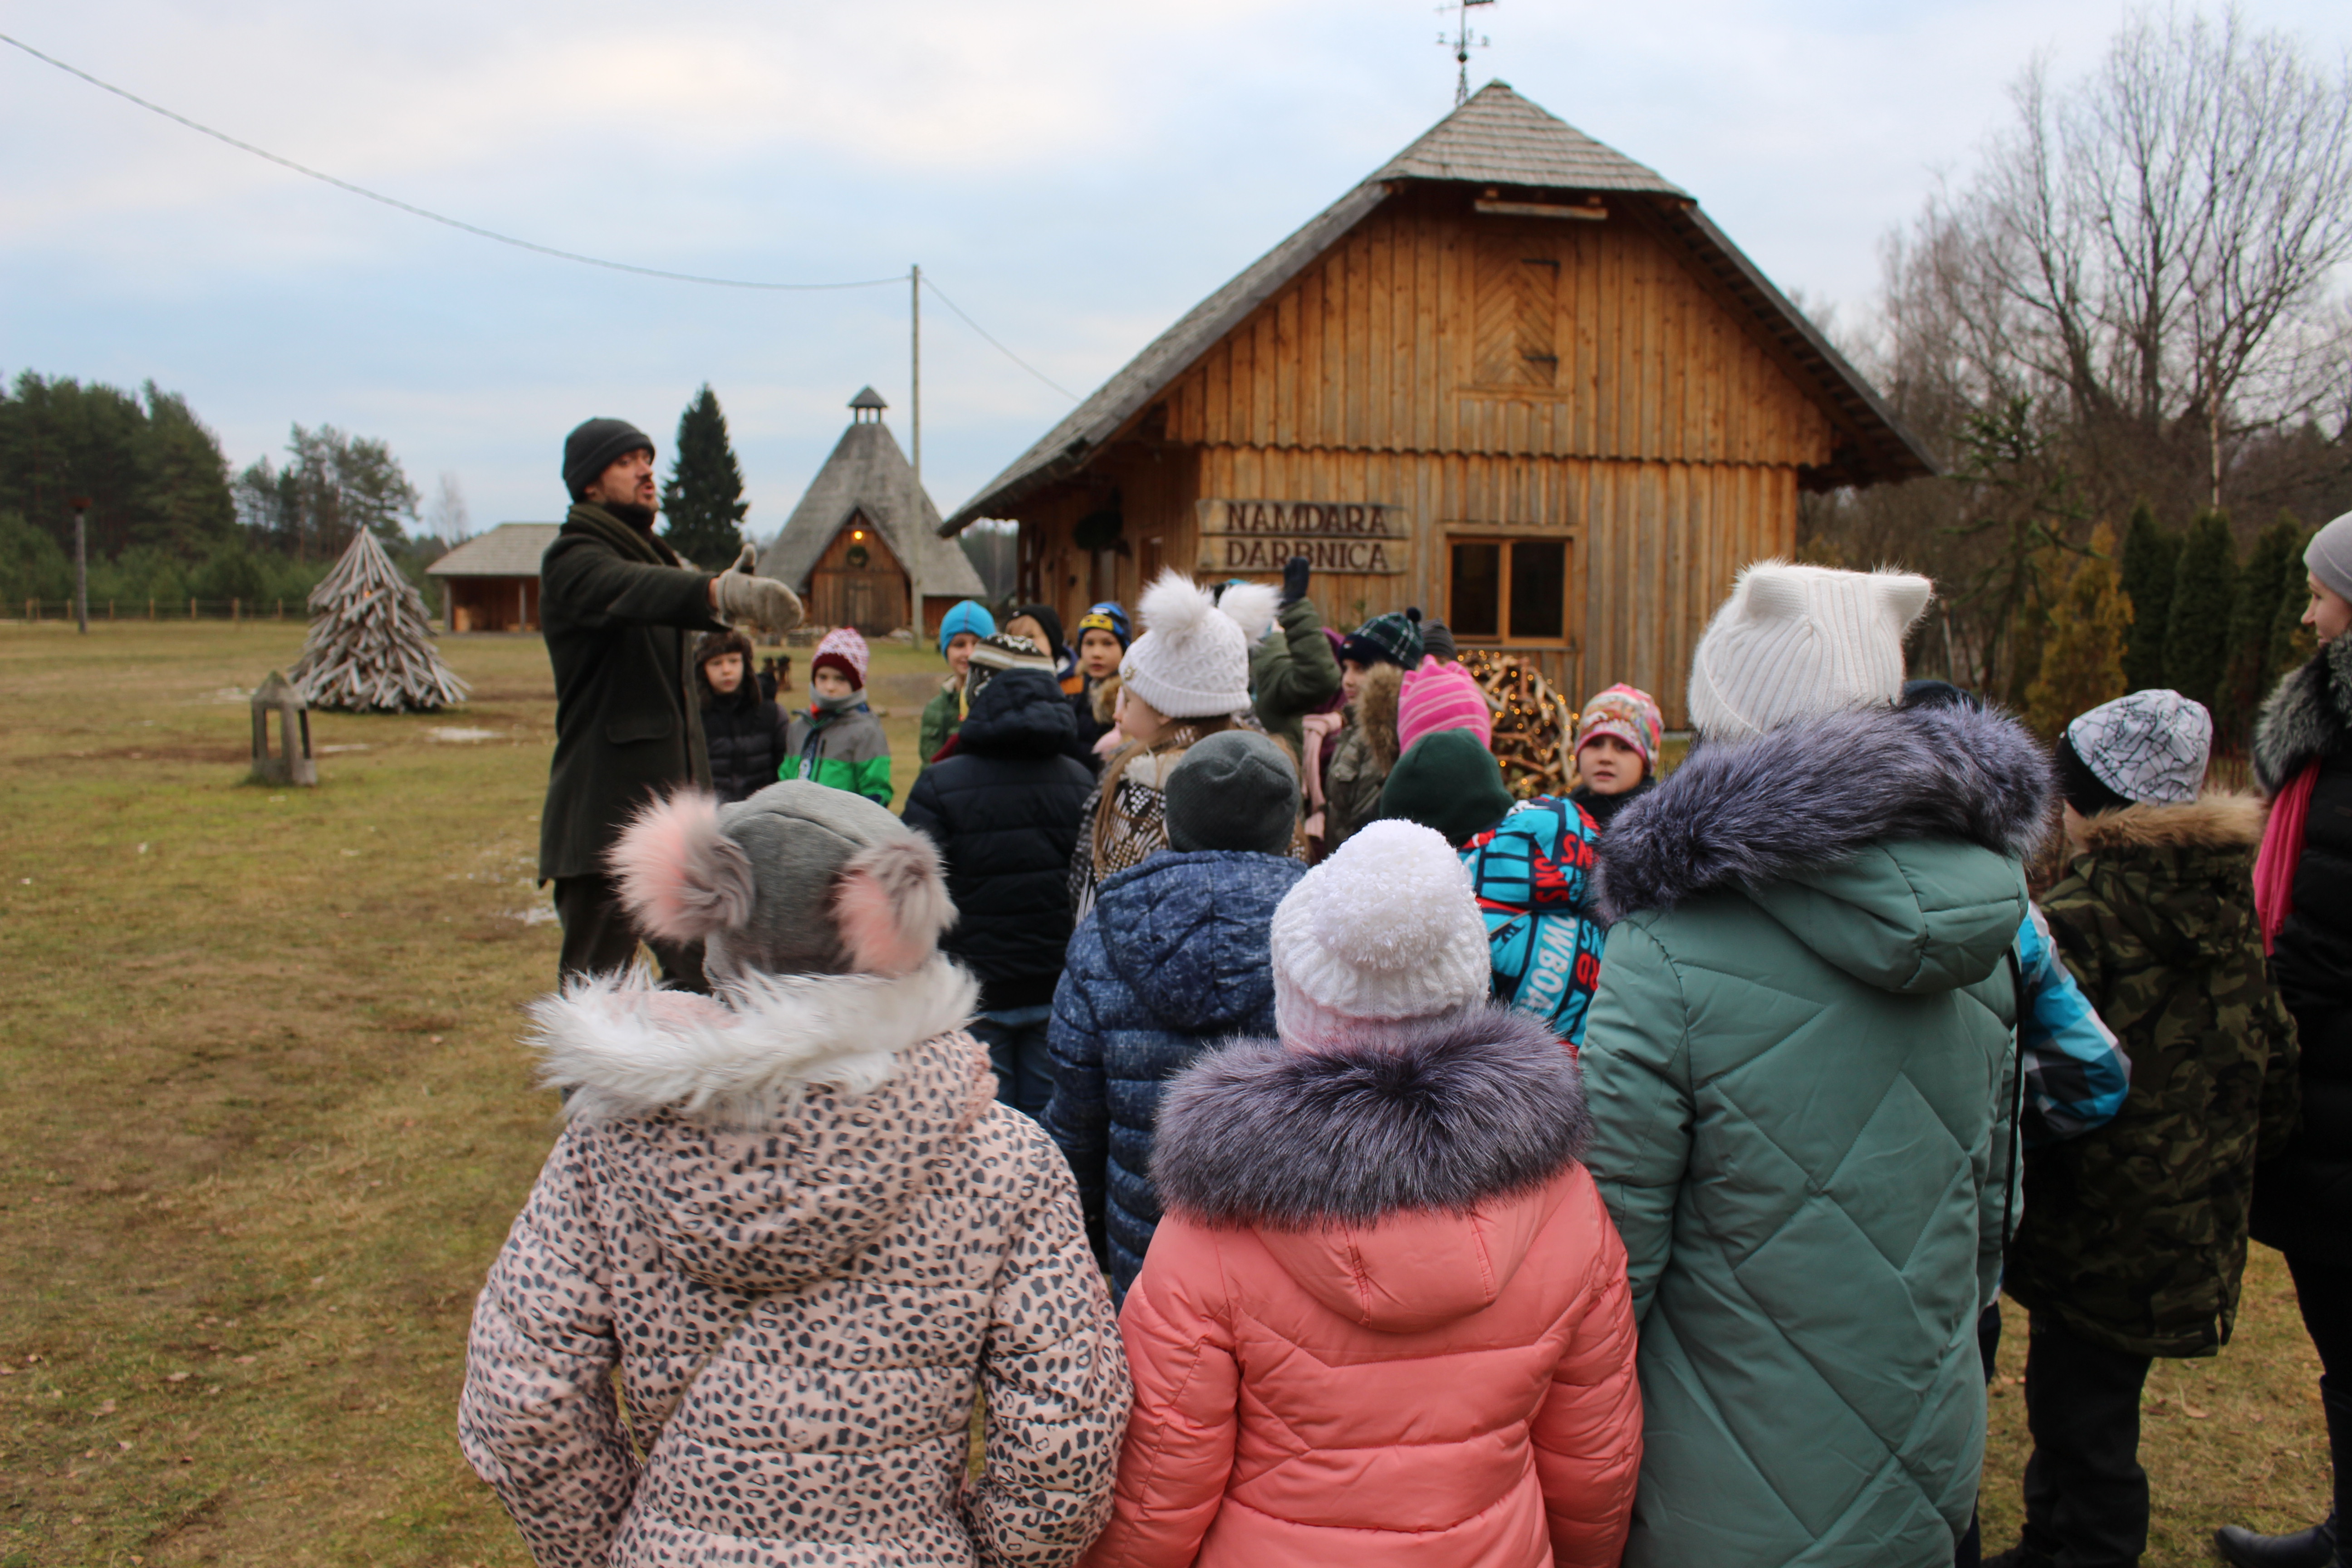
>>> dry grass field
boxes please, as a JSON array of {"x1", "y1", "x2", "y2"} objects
[{"x1": 0, "y1": 621, "x2": 2331, "y2": 1565}]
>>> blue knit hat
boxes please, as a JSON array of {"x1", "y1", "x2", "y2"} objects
[
  {"x1": 1074, "y1": 601, "x2": 1131, "y2": 649},
  {"x1": 936, "y1": 600, "x2": 995, "y2": 657}
]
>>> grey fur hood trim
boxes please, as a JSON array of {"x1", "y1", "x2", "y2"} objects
[
  {"x1": 1594, "y1": 702, "x2": 2053, "y2": 925},
  {"x1": 529, "y1": 956, "x2": 978, "y2": 1124},
  {"x1": 2253, "y1": 635, "x2": 2352, "y2": 793},
  {"x1": 1150, "y1": 1004, "x2": 1588, "y2": 1229}
]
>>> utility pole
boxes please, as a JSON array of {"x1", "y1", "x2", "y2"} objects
[
  {"x1": 69, "y1": 496, "x2": 91, "y2": 633},
  {"x1": 910, "y1": 264, "x2": 923, "y2": 491}
]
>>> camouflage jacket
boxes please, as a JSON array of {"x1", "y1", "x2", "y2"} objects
[{"x1": 2004, "y1": 793, "x2": 2301, "y2": 1358}]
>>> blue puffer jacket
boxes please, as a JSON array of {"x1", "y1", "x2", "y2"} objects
[{"x1": 1042, "y1": 848, "x2": 1306, "y2": 1302}]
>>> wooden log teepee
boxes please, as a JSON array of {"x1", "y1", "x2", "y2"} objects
[{"x1": 290, "y1": 530, "x2": 470, "y2": 712}]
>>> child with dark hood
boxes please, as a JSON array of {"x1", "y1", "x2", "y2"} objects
[
  {"x1": 1003, "y1": 603, "x2": 1078, "y2": 692},
  {"x1": 693, "y1": 628, "x2": 792, "y2": 806}
]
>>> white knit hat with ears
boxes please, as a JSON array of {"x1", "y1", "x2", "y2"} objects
[
  {"x1": 1687, "y1": 562, "x2": 1935, "y2": 742},
  {"x1": 1119, "y1": 569, "x2": 1258, "y2": 719},
  {"x1": 1269, "y1": 819, "x2": 1492, "y2": 1049}
]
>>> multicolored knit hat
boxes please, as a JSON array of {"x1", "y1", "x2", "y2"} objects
[
  {"x1": 810, "y1": 627, "x2": 870, "y2": 689},
  {"x1": 1340, "y1": 606, "x2": 1424, "y2": 671},
  {"x1": 1074, "y1": 601, "x2": 1131, "y2": 649},
  {"x1": 1397, "y1": 660, "x2": 1494, "y2": 755},
  {"x1": 1574, "y1": 684, "x2": 1663, "y2": 769}
]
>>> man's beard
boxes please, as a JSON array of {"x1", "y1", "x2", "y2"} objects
[{"x1": 603, "y1": 499, "x2": 657, "y2": 531}]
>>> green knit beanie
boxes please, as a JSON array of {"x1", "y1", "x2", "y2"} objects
[{"x1": 1377, "y1": 729, "x2": 1514, "y2": 847}]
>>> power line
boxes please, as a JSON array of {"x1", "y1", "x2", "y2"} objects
[
  {"x1": 921, "y1": 275, "x2": 1079, "y2": 401},
  {"x1": 0, "y1": 30, "x2": 905, "y2": 292}
]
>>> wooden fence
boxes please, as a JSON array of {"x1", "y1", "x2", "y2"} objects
[{"x1": 5, "y1": 599, "x2": 300, "y2": 623}]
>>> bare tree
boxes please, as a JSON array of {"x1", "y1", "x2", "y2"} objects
[{"x1": 426, "y1": 472, "x2": 471, "y2": 543}]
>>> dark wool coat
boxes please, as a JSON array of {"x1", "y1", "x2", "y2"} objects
[
  {"x1": 1583, "y1": 702, "x2": 2048, "y2": 1568},
  {"x1": 2250, "y1": 633, "x2": 2352, "y2": 1254},
  {"x1": 1039, "y1": 848, "x2": 1305, "y2": 1301},
  {"x1": 538, "y1": 503, "x2": 724, "y2": 881},
  {"x1": 697, "y1": 681, "x2": 791, "y2": 805},
  {"x1": 2005, "y1": 794, "x2": 2300, "y2": 1358},
  {"x1": 900, "y1": 669, "x2": 1095, "y2": 1013}
]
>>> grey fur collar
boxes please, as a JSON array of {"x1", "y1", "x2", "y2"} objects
[
  {"x1": 1595, "y1": 703, "x2": 2053, "y2": 924},
  {"x1": 529, "y1": 956, "x2": 978, "y2": 1124},
  {"x1": 2253, "y1": 636, "x2": 2352, "y2": 793},
  {"x1": 1149, "y1": 1004, "x2": 1588, "y2": 1229}
]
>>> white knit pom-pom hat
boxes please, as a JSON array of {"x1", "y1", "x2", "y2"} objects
[
  {"x1": 1119, "y1": 569, "x2": 1256, "y2": 719},
  {"x1": 1269, "y1": 818, "x2": 1492, "y2": 1048},
  {"x1": 1687, "y1": 561, "x2": 1934, "y2": 742}
]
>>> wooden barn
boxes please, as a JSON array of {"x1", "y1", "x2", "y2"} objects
[
  {"x1": 760, "y1": 388, "x2": 989, "y2": 639},
  {"x1": 937, "y1": 82, "x2": 1931, "y2": 726},
  {"x1": 426, "y1": 522, "x2": 560, "y2": 632}
]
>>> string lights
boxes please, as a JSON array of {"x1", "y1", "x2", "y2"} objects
[{"x1": 1462, "y1": 651, "x2": 1576, "y2": 799}]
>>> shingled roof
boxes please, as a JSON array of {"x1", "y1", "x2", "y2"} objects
[
  {"x1": 425, "y1": 522, "x2": 561, "y2": 577},
  {"x1": 941, "y1": 81, "x2": 1928, "y2": 534},
  {"x1": 761, "y1": 406, "x2": 986, "y2": 598}
]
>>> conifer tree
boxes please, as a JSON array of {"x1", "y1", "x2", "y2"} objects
[
  {"x1": 2025, "y1": 523, "x2": 2130, "y2": 740},
  {"x1": 660, "y1": 384, "x2": 750, "y2": 569},
  {"x1": 2163, "y1": 509, "x2": 2239, "y2": 710},
  {"x1": 2117, "y1": 501, "x2": 2177, "y2": 691},
  {"x1": 2216, "y1": 517, "x2": 2301, "y2": 746},
  {"x1": 2271, "y1": 525, "x2": 2319, "y2": 679}
]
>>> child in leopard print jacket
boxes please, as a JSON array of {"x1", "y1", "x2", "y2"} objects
[{"x1": 459, "y1": 781, "x2": 1130, "y2": 1568}]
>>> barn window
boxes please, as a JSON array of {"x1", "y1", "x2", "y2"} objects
[{"x1": 1449, "y1": 538, "x2": 1569, "y2": 643}]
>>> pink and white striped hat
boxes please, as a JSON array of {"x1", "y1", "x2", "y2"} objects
[
  {"x1": 811, "y1": 627, "x2": 870, "y2": 689},
  {"x1": 1396, "y1": 659, "x2": 1494, "y2": 756}
]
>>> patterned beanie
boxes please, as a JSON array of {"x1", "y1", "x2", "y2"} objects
[
  {"x1": 936, "y1": 600, "x2": 995, "y2": 657},
  {"x1": 1119, "y1": 570, "x2": 1254, "y2": 720},
  {"x1": 1397, "y1": 660, "x2": 1495, "y2": 755},
  {"x1": 1269, "y1": 819, "x2": 1492, "y2": 1049},
  {"x1": 1074, "y1": 601, "x2": 1131, "y2": 650},
  {"x1": 1687, "y1": 563, "x2": 1932, "y2": 742},
  {"x1": 962, "y1": 633, "x2": 1056, "y2": 707},
  {"x1": 810, "y1": 627, "x2": 870, "y2": 690},
  {"x1": 1574, "y1": 684, "x2": 1663, "y2": 770},
  {"x1": 2058, "y1": 690, "x2": 2211, "y2": 812},
  {"x1": 1340, "y1": 607, "x2": 1425, "y2": 671},
  {"x1": 1421, "y1": 621, "x2": 1459, "y2": 664}
]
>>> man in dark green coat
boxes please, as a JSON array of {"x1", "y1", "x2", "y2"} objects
[
  {"x1": 539, "y1": 417, "x2": 802, "y2": 988},
  {"x1": 1581, "y1": 563, "x2": 2049, "y2": 1568}
]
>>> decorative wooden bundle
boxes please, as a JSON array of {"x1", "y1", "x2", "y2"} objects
[
  {"x1": 291, "y1": 531, "x2": 470, "y2": 712},
  {"x1": 1460, "y1": 651, "x2": 1576, "y2": 799}
]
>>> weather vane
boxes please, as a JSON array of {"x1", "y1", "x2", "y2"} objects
[{"x1": 1437, "y1": 0, "x2": 1496, "y2": 106}]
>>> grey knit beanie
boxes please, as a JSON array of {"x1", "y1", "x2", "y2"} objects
[
  {"x1": 2305, "y1": 510, "x2": 2352, "y2": 603},
  {"x1": 1164, "y1": 730, "x2": 1299, "y2": 855}
]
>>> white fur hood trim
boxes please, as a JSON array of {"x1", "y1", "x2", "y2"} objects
[{"x1": 529, "y1": 956, "x2": 980, "y2": 1124}]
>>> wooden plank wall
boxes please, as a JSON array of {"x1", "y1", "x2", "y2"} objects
[{"x1": 1012, "y1": 186, "x2": 1827, "y2": 727}]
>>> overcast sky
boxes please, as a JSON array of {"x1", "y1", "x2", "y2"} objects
[{"x1": 2, "y1": 0, "x2": 2347, "y2": 539}]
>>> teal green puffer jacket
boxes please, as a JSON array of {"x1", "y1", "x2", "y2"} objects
[{"x1": 1580, "y1": 701, "x2": 2051, "y2": 1568}]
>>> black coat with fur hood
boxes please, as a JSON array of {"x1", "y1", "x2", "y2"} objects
[{"x1": 2251, "y1": 634, "x2": 2352, "y2": 1250}]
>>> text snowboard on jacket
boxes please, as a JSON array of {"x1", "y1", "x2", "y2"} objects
[{"x1": 1581, "y1": 700, "x2": 2050, "y2": 1568}]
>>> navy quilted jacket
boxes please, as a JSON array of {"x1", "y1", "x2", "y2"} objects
[{"x1": 1042, "y1": 848, "x2": 1305, "y2": 1302}]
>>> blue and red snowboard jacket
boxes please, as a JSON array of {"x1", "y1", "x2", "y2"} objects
[{"x1": 1459, "y1": 794, "x2": 1607, "y2": 1049}]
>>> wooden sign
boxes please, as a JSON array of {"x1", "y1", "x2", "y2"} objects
[{"x1": 1195, "y1": 500, "x2": 1411, "y2": 574}]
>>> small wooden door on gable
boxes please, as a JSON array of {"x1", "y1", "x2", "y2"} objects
[{"x1": 806, "y1": 512, "x2": 909, "y2": 635}]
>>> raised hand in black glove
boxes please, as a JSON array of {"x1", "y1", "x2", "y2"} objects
[{"x1": 1280, "y1": 555, "x2": 1311, "y2": 609}]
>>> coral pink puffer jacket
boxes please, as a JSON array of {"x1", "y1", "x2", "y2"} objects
[{"x1": 1081, "y1": 1004, "x2": 1642, "y2": 1568}]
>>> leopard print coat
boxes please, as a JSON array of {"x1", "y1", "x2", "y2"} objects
[{"x1": 459, "y1": 957, "x2": 1131, "y2": 1567}]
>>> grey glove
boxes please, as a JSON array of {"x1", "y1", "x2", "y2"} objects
[{"x1": 713, "y1": 545, "x2": 803, "y2": 635}]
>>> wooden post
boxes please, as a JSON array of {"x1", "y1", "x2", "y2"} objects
[
  {"x1": 232, "y1": 597, "x2": 240, "y2": 623},
  {"x1": 187, "y1": 597, "x2": 195, "y2": 621},
  {"x1": 70, "y1": 498, "x2": 89, "y2": 635},
  {"x1": 148, "y1": 598, "x2": 155, "y2": 620}
]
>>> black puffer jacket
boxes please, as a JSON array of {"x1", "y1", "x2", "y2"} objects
[
  {"x1": 901, "y1": 669, "x2": 1097, "y2": 1011},
  {"x1": 698, "y1": 679, "x2": 792, "y2": 805},
  {"x1": 2251, "y1": 633, "x2": 2352, "y2": 1253}
]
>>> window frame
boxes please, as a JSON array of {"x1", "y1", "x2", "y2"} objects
[{"x1": 1441, "y1": 524, "x2": 1577, "y2": 648}]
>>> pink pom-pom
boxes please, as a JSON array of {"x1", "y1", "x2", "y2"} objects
[
  {"x1": 832, "y1": 837, "x2": 954, "y2": 976},
  {"x1": 607, "y1": 791, "x2": 755, "y2": 942}
]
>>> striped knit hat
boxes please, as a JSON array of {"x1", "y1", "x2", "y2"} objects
[
  {"x1": 1397, "y1": 660, "x2": 1494, "y2": 755},
  {"x1": 810, "y1": 627, "x2": 870, "y2": 689}
]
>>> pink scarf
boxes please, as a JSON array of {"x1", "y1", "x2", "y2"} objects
[{"x1": 2255, "y1": 762, "x2": 2318, "y2": 954}]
